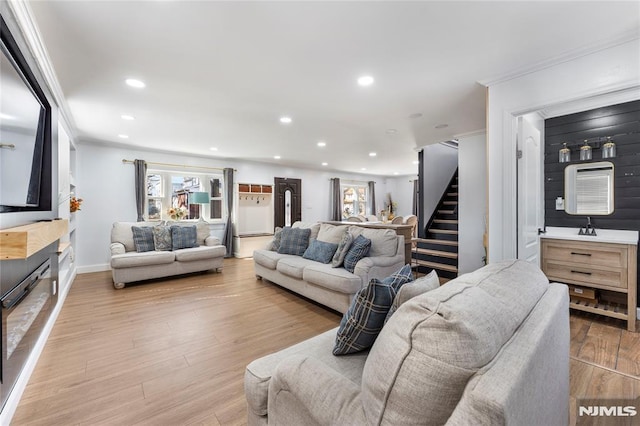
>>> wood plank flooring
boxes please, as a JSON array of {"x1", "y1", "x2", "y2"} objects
[{"x1": 11, "y1": 259, "x2": 640, "y2": 425}]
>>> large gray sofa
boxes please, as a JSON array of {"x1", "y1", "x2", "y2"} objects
[
  {"x1": 110, "y1": 221, "x2": 226, "y2": 289},
  {"x1": 253, "y1": 222, "x2": 405, "y2": 313},
  {"x1": 244, "y1": 260, "x2": 570, "y2": 425}
]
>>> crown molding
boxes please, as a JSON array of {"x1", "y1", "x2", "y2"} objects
[
  {"x1": 478, "y1": 29, "x2": 640, "y2": 87},
  {"x1": 7, "y1": 0, "x2": 77, "y2": 140}
]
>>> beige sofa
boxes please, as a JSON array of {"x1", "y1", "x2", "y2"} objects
[
  {"x1": 253, "y1": 222, "x2": 405, "y2": 313},
  {"x1": 110, "y1": 221, "x2": 226, "y2": 289},
  {"x1": 244, "y1": 260, "x2": 570, "y2": 425}
]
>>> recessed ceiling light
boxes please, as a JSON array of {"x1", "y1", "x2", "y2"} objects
[
  {"x1": 118, "y1": 134, "x2": 129, "y2": 139},
  {"x1": 386, "y1": 129, "x2": 397, "y2": 135},
  {"x1": 393, "y1": 172, "x2": 399, "y2": 175},
  {"x1": 279, "y1": 116, "x2": 292, "y2": 124},
  {"x1": 121, "y1": 114, "x2": 135, "y2": 120},
  {"x1": 409, "y1": 113, "x2": 423, "y2": 119},
  {"x1": 125, "y1": 78, "x2": 145, "y2": 88},
  {"x1": 412, "y1": 160, "x2": 419, "y2": 165},
  {"x1": 274, "y1": 155, "x2": 281, "y2": 159},
  {"x1": 317, "y1": 141, "x2": 326, "y2": 147},
  {"x1": 435, "y1": 123, "x2": 449, "y2": 129},
  {"x1": 357, "y1": 75, "x2": 374, "y2": 86},
  {"x1": 210, "y1": 147, "x2": 218, "y2": 151},
  {"x1": 322, "y1": 162, "x2": 328, "y2": 166},
  {"x1": 361, "y1": 167, "x2": 367, "y2": 171},
  {"x1": 369, "y1": 152, "x2": 377, "y2": 157}
]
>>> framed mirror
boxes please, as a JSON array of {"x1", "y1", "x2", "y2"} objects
[{"x1": 564, "y1": 161, "x2": 614, "y2": 215}]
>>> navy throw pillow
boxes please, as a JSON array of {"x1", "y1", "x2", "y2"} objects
[
  {"x1": 171, "y1": 225, "x2": 199, "y2": 250},
  {"x1": 343, "y1": 235, "x2": 371, "y2": 273},
  {"x1": 131, "y1": 226, "x2": 155, "y2": 252},
  {"x1": 303, "y1": 239, "x2": 339, "y2": 264},
  {"x1": 333, "y1": 264, "x2": 414, "y2": 355}
]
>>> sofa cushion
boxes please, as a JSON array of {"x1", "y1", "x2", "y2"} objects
[
  {"x1": 111, "y1": 221, "x2": 157, "y2": 252},
  {"x1": 244, "y1": 328, "x2": 369, "y2": 417},
  {"x1": 174, "y1": 245, "x2": 226, "y2": 262},
  {"x1": 348, "y1": 226, "x2": 398, "y2": 257},
  {"x1": 111, "y1": 250, "x2": 175, "y2": 268},
  {"x1": 153, "y1": 225, "x2": 172, "y2": 251},
  {"x1": 131, "y1": 226, "x2": 155, "y2": 252},
  {"x1": 334, "y1": 264, "x2": 413, "y2": 355},
  {"x1": 277, "y1": 256, "x2": 317, "y2": 280},
  {"x1": 253, "y1": 250, "x2": 291, "y2": 270},
  {"x1": 331, "y1": 231, "x2": 353, "y2": 268},
  {"x1": 303, "y1": 239, "x2": 338, "y2": 264},
  {"x1": 343, "y1": 235, "x2": 371, "y2": 273},
  {"x1": 303, "y1": 263, "x2": 363, "y2": 294},
  {"x1": 292, "y1": 221, "x2": 321, "y2": 240},
  {"x1": 317, "y1": 223, "x2": 348, "y2": 245},
  {"x1": 171, "y1": 225, "x2": 199, "y2": 250},
  {"x1": 385, "y1": 270, "x2": 439, "y2": 323},
  {"x1": 278, "y1": 227, "x2": 311, "y2": 256},
  {"x1": 361, "y1": 260, "x2": 549, "y2": 425}
]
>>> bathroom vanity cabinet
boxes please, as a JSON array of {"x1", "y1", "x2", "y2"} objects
[{"x1": 541, "y1": 228, "x2": 638, "y2": 331}]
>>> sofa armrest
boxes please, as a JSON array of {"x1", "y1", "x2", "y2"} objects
[
  {"x1": 110, "y1": 242, "x2": 126, "y2": 256},
  {"x1": 205, "y1": 236, "x2": 222, "y2": 246},
  {"x1": 353, "y1": 254, "x2": 405, "y2": 286},
  {"x1": 268, "y1": 355, "x2": 367, "y2": 425}
]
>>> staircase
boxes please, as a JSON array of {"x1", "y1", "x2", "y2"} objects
[{"x1": 413, "y1": 170, "x2": 458, "y2": 280}]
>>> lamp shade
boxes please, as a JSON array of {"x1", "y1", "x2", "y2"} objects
[{"x1": 189, "y1": 191, "x2": 209, "y2": 204}]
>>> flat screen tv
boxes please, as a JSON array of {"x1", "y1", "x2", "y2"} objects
[{"x1": 0, "y1": 15, "x2": 52, "y2": 213}]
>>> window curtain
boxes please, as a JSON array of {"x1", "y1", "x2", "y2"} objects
[
  {"x1": 412, "y1": 179, "x2": 419, "y2": 216},
  {"x1": 330, "y1": 178, "x2": 341, "y2": 221},
  {"x1": 223, "y1": 168, "x2": 234, "y2": 257},
  {"x1": 368, "y1": 181, "x2": 376, "y2": 215},
  {"x1": 134, "y1": 159, "x2": 147, "y2": 222}
]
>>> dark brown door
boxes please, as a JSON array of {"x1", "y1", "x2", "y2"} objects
[{"x1": 274, "y1": 177, "x2": 301, "y2": 228}]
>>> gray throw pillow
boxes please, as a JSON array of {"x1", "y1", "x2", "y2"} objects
[
  {"x1": 131, "y1": 226, "x2": 154, "y2": 252},
  {"x1": 303, "y1": 239, "x2": 339, "y2": 264},
  {"x1": 153, "y1": 225, "x2": 172, "y2": 251},
  {"x1": 385, "y1": 270, "x2": 439, "y2": 323},
  {"x1": 277, "y1": 227, "x2": 311, "y2": 256},
  {"x1": 331, "y1": 232, "x2": 353, "y2": 268},
  {"x1": 270, "y1": 227, "x2": 284, "y2": 251},
  {"x1": 343, "y1": 235, "x2": 371, "y2": 273},
  {"x1": 170, "y1": 225, "x2": 199, "y2": 250},
  {"x1": 333, "y1": 264, "x2": 414, "y2": 355}
]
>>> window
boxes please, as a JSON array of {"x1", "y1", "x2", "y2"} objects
[
  {"x1": 341, "y1": 183, "x2": 368, "y2": 219},
  {"x1": 146, "y1": 171, "x2": 225, "y2": 221}
]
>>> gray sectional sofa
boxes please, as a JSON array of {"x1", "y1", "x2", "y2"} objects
[
  {"x1": 253, "y1": 222, "x2": 405, "y2": 313},
  {"x1": 110, "y1": 220, "x2": 226, "y2": 289},
  {"x1": 244, "y1": 260, "x2": 570, "y2": 425}
]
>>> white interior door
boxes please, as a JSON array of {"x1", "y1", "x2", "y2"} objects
[{"x1": 517, "y1": 116, "x2": 544, "y2": 265}]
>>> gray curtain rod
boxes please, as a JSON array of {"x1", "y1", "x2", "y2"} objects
[{"x1": 122, "y1": 159, "x2": 236, "y2": 172}]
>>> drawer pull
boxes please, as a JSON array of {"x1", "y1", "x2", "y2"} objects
[
  {"x1": 571, "y1": 270, "x2": 592, "y2": 276},
  {"x1": 570, "y1": 252, "x2": 592, "y2": 256}
]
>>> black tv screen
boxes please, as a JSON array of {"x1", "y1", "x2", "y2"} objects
[{"x1": 0, "y1": 14, "x2": 51, "y2": 213}]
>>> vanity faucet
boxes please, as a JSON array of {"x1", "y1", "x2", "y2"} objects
[{"x1": 579, "y1": 216, "x2": 597, "y2": 236}]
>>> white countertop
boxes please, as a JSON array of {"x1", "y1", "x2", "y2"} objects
[{"x1": 541, "y1": 226, "x2": 639, "y2": 245}]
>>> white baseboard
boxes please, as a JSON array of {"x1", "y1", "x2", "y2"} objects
[{"x1": 77, "y1": 263, "x2": 110, "y2": 274}]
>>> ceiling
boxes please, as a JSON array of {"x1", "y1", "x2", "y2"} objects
[{"x1": 27, "y1": 1, "x2": 640, "y2": 176}]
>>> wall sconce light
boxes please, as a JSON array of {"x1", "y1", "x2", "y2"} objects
[
  {"x1": 602, "y1": 137, "x2": 616, "y2": 159},
  {"x1": 559, "y1": 143, "x2": 571, "y2": 163},
  {"x1": 579, "y1": 140, "x2": 592, "y2": 161}
]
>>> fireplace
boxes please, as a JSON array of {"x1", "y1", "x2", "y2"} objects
[{"x1": 0, "y1": 242, "x2": 58, "y2": 410}]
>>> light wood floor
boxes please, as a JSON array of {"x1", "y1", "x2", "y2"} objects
[{"x1": 11, "y1": 258, "x2": 640, "y2": 425}]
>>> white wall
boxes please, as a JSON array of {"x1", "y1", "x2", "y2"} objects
[
  {"x1": 458, "y1": 132, "x2": 486, "y2": 274},
  {"x1": 421, "y1": 143, "x2": 458, "y2": 221},
  {"x1": 486, "y1": 38, "x2": 640, "y2": 262},
  {"x1": 75, "y1": 142, "x2": 390, "y2": 271},
  {"x1": 383, "y1": 175, "x2": 416, "y2": 218}
]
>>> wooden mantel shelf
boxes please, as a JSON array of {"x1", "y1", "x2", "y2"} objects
[{"x1": 0, "y1": 219, "x2": 68, "y2": 260}]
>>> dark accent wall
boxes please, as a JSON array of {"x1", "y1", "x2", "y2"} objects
[{"x1": 544, "y1": 100, "x2": 640, "y2": 306}]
